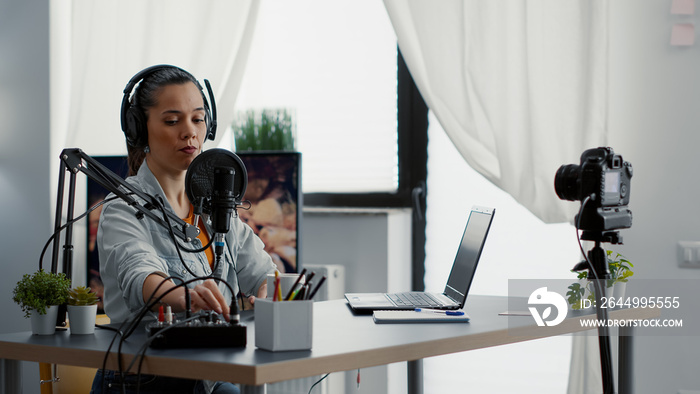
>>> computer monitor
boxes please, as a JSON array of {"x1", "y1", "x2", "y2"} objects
[
  {"x1": 86, "y1": 156, "x2": 130, "y2": 312},
  {"x1": 236, "y1": 151, "x2": 302, "y2": 274},
  {"x1": 86, "y1": 151, "x2": 302, "y2": 312}
]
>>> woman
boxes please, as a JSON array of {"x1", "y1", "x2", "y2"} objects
[{"x1": 90, "y1": 65, "x2": 276, "y2": 394}]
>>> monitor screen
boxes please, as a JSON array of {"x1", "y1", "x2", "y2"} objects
[
  {"x1": 444, "y1": 207, "x2": 494, "y2": 303},
  {"x1": 87, "y1": 156, "x2": 130, "y2": 312},
  {"x1": 86, "y1": 151, "x2": 302, "y2": 312},
  {"x1": 236, "y1": 151, "x2": 302, "y2": 274}
]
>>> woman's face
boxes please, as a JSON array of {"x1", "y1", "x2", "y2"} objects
[{"x1": 145, "y1": 82, "x2": 207, "y2": 175}]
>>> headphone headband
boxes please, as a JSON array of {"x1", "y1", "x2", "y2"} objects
[{"x1": 120, "y1": 64, "x2": 218, "y2": 148}]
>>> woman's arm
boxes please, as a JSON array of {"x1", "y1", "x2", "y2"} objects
[{"x1": 227, "y1": 218, "x2": 278, "y2": 298}]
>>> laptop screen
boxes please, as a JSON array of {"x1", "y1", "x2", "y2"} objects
[{"x1": 443, "y1": 207, "x2": 494, "y2": 304}]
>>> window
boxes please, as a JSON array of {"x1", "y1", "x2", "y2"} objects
[{"x1": 234, "y1": 0, "x2": 399, "y2": 196}]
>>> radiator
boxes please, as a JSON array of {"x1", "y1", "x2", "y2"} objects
[{"x1": 266, "y1": 264, "x2": 345, "y2": 394}]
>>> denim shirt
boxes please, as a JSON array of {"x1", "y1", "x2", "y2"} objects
[{"x1": 97, "y1": 160, "x2": 276, "y2": 323}]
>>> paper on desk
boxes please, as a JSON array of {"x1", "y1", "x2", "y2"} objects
[
  {"x1": 373, "y1": 310, "x2": 470, "y2": 323},
  {"x1": 498, "y1": 310, "x2": 531, "y2": 316}
]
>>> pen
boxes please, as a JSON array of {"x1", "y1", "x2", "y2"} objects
[
  {"x1": 307, "y1": 276, "x2": 326, "y2": 300},
  {"x1": 295, "y1": 284, "x2": 308, "y2": 301},
  {"x1": 303, "y1": 282, "x2": 312, "y2": 300},
  {"x1": 284, "y1": 269, "x2": 307, "y2": 301},
  {"x1": 305, "y1": 272, "x2": 316, "y2": 287},
  {"x1": 414, "y1": 308, "x2": 465, "y2": 316},
  {"x1": 292, "y1": 282, "x2": 309, "y2": 301}
]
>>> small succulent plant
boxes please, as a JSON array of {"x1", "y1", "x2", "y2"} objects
[{"x1": 67, "y1": 286, "x2": 99, "y2": 306}]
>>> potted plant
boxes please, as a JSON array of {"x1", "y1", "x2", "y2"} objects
[
  {"x1": 566, "y1": 251, "x2": 634, "y2": 310},
  {"x1": 12, "y1": 269, "x2": 71, "y2": 335},
  {"x1": 566, "y1": 270, "x2": 594, "y2": 310},
  {"x1": 67, "y1": 286, "x2": 99, "y2": 334},
  {"x1": 606, "y1": 251, "x2": 633, "y2": 299},
  {"x1": 233, "y1": 108, "x2": 296, "y2": 151}
]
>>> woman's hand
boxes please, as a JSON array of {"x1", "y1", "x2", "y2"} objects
[
  {"x1": 144, "y1": 275, "x2": 231, "y2": 320},
  {"x1": 247, "y1": 281, "x2": 268, "y2": 306},
  {"x1": 188, "y1": 279, "x2": 230, "y2": 320}
]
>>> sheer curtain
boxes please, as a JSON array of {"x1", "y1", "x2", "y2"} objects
[
  {"x1": 383, "y1": 0, "x2": 609, "y2": 224},
  {"x1": 49, "y1": 0, "x2": 259, "y2": 286},
  {"x1": 383, "y1": 1, "x2": 609, "y2": 392},
  {"x1": 51, "y1": 0, "x2": 260, "y2": 158}
]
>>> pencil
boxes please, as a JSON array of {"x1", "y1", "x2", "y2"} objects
[
  {"x1": 284, "y1": 268, "x2": 307, "y2": 301},
  {"x1": 307, "y1": 276, "x2": 326, "y2": 300}
]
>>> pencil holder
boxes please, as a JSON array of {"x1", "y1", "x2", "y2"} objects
[{"x1": 255, "y1": 298, "x2": 313, "y2": 351}]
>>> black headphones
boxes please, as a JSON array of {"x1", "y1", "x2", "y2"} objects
[{"x1": 120, "y1": 64, "x2": 218, "y2": 148}]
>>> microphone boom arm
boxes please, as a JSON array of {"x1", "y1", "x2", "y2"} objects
[{"x1": 52, "y1": 148, "x2": 200, "y2": 277}]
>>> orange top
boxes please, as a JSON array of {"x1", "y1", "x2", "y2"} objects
[{"x1": 182, "y1": 205, "x2": 214, "y2": 268}]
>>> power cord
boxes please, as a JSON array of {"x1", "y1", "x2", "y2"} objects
[
  {"x1": 575, "y1": 195, "x2": 600, "y2": 281},
  {"x1": 95, "y1": 192, "x2": 244, "y2": 392},
  {"x1": 39, "y1": 194, "x2": 128, "y2": 271},
  {"x1": 97, "y1": 272, "x2": 255, "y2": 392},
  {"x1": 307, "y1": 373, "x2": 330, "y2": 394}
]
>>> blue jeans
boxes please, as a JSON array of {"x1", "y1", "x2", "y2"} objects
[{"x1": 90, "y1": 369, "x2": 240, "y2": 394}]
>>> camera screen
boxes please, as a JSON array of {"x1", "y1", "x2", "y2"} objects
[{"x1": 605, "y1": 171, "x2": 620, "y2": 194}]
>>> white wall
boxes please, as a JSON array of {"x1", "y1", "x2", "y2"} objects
[
  {"x1": 609, "y1": 1, "x2": 700, "y2": 393},
  {"x1": 0, "y1": 1, "x2": 51, "y2": 393}
]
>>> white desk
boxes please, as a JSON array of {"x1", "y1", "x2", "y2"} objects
[{"x1": 0, "y1": 296, "x2": 658, "y2": 393}]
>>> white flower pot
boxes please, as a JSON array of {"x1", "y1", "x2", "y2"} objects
[
  {"x1": 612, "y1": 282, "x2": 627, "y2": 300},
  {"x1": 30, "y1": 305, "x2": 59, "y2": 335},
  {"x1": 67, "y1": 304, "x2": 97, "y2": 334}
]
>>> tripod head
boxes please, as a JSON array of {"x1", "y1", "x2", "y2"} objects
[{"x1": 580, "y1": 230, "x2": 623, "y2": 245}]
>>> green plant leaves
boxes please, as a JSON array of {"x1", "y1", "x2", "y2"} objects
[
  {"x1": 233, "y1": 109, "x2": 296, "y2": 151},
  {"x1": 568, "y1": 251, "x2": 634, "y2": 309},
  {"x1": 68, "y1": 286, "x2": 99, "y2": 306},
  {"x1": 12, "y1": 270, "x2": 70, "y2": 318}
]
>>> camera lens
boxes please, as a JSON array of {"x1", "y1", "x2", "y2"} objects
[{"x1": 554, "y1": 164, "x2": 580, "y2": 201}]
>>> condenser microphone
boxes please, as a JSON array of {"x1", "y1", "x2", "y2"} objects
[
  {"x1": 185, "y1": 148, "x2": 248, "y2": 259},
  {"x1": 185, "y1": 148, "x2": 248, "y2": 323},
  {"x1": 212, "y1": 166, "x2": 236, "y2": 257}
]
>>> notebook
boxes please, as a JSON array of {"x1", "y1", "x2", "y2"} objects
[
  {"x1": 372, "y1": 310, "x2": 471, "y2": 324},
  {"x1": 345, "y1": 205, "x2": 495, "y2": 313}
]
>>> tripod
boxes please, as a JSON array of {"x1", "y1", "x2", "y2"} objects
[{"x1": 577, "y1": 230, "x2": 622, "y2": 394}]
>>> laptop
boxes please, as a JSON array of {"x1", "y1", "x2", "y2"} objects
[{"x1": 345, "y1": 205, "x2": 494, "y2": 313}]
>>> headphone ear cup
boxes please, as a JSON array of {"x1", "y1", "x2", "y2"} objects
[
  {"x1": 202, "y1": 79, "x2": 217, "y2": 141},
  {"x1": 125, "y1": 105, "x2": 147, "y2": 148},
  {"x1": 205, "y1": 108, "x2": 214, "y2": 141}
]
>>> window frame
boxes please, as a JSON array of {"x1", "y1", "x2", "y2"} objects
[
  {"x1": 303, "y1": 49, "x2": 428, "y2": 209},
  {"x1": 303, "y1": 49, "x2": 429, "y2": 292}
]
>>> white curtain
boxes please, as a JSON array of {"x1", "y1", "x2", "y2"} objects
[
  {"x1": 383, "y1": 0, "x2": 609, "y2": 224},
  {"x1": 383, "y1": 1, "x2": 608, "y2": 392},
  {"x1": 48, "y1": 0, "x2": 259, "y2": 287},
  {"x1": 52, "y1": 0, "x2": 259, "y2": 157}
]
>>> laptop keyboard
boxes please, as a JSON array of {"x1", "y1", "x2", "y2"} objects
[{"x1": 388, "y1": 292, "x2": 442, "y2": 307}]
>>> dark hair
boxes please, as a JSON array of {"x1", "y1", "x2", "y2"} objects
[{"x1": 126, "y1": 67, "x2": 199, "y2": 176}]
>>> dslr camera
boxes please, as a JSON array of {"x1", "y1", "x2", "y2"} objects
[{"x1": 554, "y1": 147, "x2": 633, "y2": 232}]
